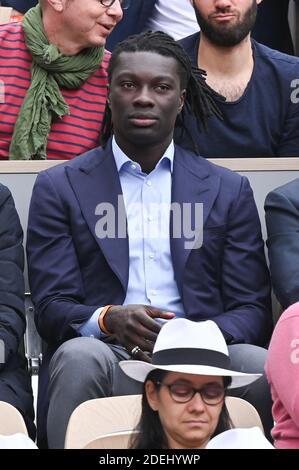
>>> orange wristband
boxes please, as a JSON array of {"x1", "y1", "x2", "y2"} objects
[{"x1": 99, "y1": 305, "x2": 114, "y2": 335}]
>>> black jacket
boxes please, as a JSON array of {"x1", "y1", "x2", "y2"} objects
[
  {"x1": 0, "y1": 184, "x2": 35, "y2": 438},
  {"x1": 252, "y1": 0, "x2": 298, "y2": 55}
]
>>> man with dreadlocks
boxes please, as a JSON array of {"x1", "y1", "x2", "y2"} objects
[{"x1": 27, "y1": 31, "x2": 273, "y2": 448}]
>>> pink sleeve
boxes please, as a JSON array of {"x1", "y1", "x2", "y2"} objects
[{"x1": 266, "y1": 307, "x2": 299, "y2": 427}]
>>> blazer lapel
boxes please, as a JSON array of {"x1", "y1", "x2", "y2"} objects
[
  {"x1": 66, "y1": 145, "x2": 129, "y2": 292},
  {"x1": 171, "y1": 146, "x2": 220, "y2": 290},
  {"x1": 65, "y1": 144, "x2": 220, "y2": 295}
]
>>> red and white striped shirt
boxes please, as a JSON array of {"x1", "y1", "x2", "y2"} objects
[{"x1": 0, "y1": 22, "x2": 110, "y2": 160}]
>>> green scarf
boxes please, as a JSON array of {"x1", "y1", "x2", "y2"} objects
[{"x1": 9, "y1": 5, "x2": 104, "y2": 160}]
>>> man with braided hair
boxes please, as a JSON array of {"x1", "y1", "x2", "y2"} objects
[
  {"x1": 101, "y1": 31, "x2": 223, "y2": 154},
  {"x1": 27, "y1": 31, "x2": 273, "y2": 448}
]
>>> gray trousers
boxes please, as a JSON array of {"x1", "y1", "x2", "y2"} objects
[{"x1": 47, "y1": 338, "x2": 272, "y2": 448}]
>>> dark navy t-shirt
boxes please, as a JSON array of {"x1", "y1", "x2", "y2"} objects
[{"x1": 177, "y1": 33, "x2": 299, "y2": 157}]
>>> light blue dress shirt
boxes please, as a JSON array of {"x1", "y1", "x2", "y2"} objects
[{"x1": 79, "y1": 137, "x2": 184, "y2": 338}]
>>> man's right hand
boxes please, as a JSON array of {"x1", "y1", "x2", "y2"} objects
[{"x1": 104, "y1": 304, "x2": 175, "y2": 363}]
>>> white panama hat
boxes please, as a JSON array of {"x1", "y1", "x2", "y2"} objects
[
  {"x1": 119, "y1": 318, "x2": 261, "y2": 388},
  {"x1": 206, "y1": 427, "x2": 274, "y2": 449}
]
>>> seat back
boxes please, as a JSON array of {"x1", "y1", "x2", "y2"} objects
[
  {"x1": 0, "y1": 401, "x2": 28, "y2": 436},
  {"x1": 64, "y1": 394, "x2": 141, "y2": 449},
  {"x1": 64, "y1": 394, "x2": 263, "y2": 449},
  {"x1": 226, "y1": 396, "x2": 264, "y2": 432},
  {"x1": 83, "y1": 430, "x2": 139, "y2": 450}
]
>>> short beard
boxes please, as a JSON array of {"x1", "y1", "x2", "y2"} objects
[{"x1": 195, "y1": 1, "x2": 257, "y2": 47}]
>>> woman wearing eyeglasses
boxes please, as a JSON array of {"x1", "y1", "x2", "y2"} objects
[{"x1": 120, "y1": 319, "x2": 272, "y2": 449}]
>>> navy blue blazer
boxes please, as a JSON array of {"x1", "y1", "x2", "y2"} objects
[
  {"x1": 27, "y1": 141, "x2": 272, "y2": 446},
  {"x1": 27, "y1": 141, "x2": 272, "y2": 348},
  {"x1": 106, "y1": 0, "x2": 156, "y2": 51},
  {"x1": 265, "y1": 178, "x2": 299, "y2": 309},
  {"x1": 0, "y1": 184, "x2": 35, "y2": 438}
]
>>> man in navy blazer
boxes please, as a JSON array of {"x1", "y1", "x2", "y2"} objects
[
  {"x1": 0, "y1": 184, "x2": 35, "y2": 439},
  {"x1": 27, "y1": 32, "x2": 273, "y2": 448},
  {"x1": 265, "y1": 178, "x2": 299, "y2": 309}
]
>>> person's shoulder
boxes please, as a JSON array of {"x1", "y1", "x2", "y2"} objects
[
  {"x1": 102, "y1": 49, "x2": 111, "y2": 70},
  {"x1": 266, "y1": 178, "x2": 299, "y2": 204},
  {"x1": 207, "y1": 158, "x2": 243, "y2": 182},
  {"x1": 269, "y1": 303, "x2": 299, "y2": 345},
  {"x1": 253, "y1": 39, "x2": 299, "y2": 72},
  {"x1": 0, "y1": 22, "x2": 30, "y2": 64},
  {"x1": 0, "y1": 21, "x2": 24, "y2": 41},
  {"x1": 175, "y1": 144, "x2": 243, "y2": 185},
  {"x1": 0, "y1": 183, "x2": 12, "y2": 206},
  {"x1": 277, "y1": 302, "x2": 299, "y2": 324},
  {"x1": 178, "y1": 32, "x2": 200, "y2": 49},
  {"x1": 39, "y1": 145, "x2": 109, "y2": 180}
]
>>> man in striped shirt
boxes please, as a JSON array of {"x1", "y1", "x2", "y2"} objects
[{"x1": 0, "y1": 0, "x2": 126, "y2": 160}]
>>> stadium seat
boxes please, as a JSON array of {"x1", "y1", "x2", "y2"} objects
[
  {"x1": 64, "y1": 395, "x2": 263, "y2": 449},
  {"x1": 0, "y1": 401, "x2": 28, "y2": 436}
]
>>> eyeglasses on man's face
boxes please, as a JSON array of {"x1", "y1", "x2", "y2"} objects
[
  {"x1": 99, "y1": 0, "x2": 131, "y2": 10},
  {"x1": 156, "y1": 381, "x2": 226, "y2": 405}
]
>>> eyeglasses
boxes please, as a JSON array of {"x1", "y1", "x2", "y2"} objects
[
  {"x1": 99, "y1": 0, "x2": 131, "y2": 10},
  {"x1": 156, "y1": 381, "x2": 225, "y2": 405}
]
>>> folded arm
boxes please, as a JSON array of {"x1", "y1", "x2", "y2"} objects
[{"x1": 0, "y1": 186, "x2": 25, "y2": 367}]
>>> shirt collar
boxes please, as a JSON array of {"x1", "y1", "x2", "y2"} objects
[{"x1": 112, "y1": 136, "x2": 175, "y2": 174}]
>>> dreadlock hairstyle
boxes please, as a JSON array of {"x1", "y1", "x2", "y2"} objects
[{"x1": 100, "y1": 31, "x2": 223, "y2": 152}]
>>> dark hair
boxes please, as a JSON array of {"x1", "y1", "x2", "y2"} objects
[
  {"x1": 100, "y1": 31, "x2": 223, "y2": 152},
  {"x1": 130, "y1": 369, "x2": 233, "y2": 449}
]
